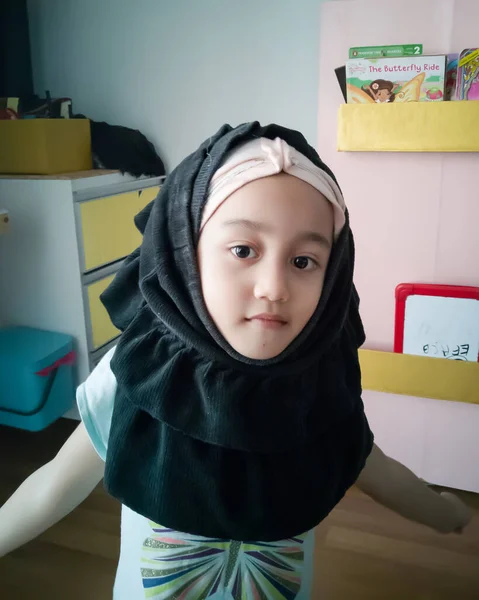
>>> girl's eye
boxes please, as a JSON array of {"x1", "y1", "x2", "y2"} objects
[
  {"x1": 293, "y1": 256, "x2": 316, "y2": 270},
  {"x1": 231, "y1": 245, "x2": 257, "y2": 259}
]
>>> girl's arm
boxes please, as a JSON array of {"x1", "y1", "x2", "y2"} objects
[
  {"x1": 356, "y1": 443, "x2": 473, "y2": 534},
  {"x1": 0, "y1": 422, "x2": 105, "y2": 558}
]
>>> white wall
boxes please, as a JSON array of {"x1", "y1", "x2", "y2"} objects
[{"x1": 28, "y1": 0, "x2": 323, "y2": 171}]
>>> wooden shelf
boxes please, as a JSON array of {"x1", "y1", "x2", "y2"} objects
[
  {"x1": 358, "y1": 350, "x2": 479, "y2": 405},
  {"x1": 337, "y1": 101, "x2": 479, "y2": 152}
]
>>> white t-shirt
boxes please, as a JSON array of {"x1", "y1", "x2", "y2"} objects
[{"x1": 77, "y1": 348, "x2": 315, "y2": 600}]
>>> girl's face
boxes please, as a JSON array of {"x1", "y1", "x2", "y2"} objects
[
  {"x1": 198, "y1": 173, "x2": 334, "y2": 360},
  {"x1": 377, "y1": 88, "x2": 391, "y2": 102}
]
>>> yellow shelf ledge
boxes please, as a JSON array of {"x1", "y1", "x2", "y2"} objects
[
  {"x1": 358, "y1": 350, "x2": 479, "y2": 405},
  {"x1": 337, "y1": 101, "x2": 479, "y2": 152}
]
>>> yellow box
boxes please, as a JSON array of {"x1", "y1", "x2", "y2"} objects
[
  {"x1": 0, "y1": 119, "x2": 92, "y2": 175},
  {"x1": 337, "y1": 101, "x2": 479, "y2": 152}
]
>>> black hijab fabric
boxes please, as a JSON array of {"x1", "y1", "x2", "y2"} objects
[{"x1": 101, "y1": 122, "x2": 373, "y2": 541}]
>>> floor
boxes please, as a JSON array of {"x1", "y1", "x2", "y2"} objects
[{"x1": 0, "y1": 419, "x2": 478, "y2": 599}]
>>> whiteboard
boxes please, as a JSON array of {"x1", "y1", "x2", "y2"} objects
[{"x1": 403, "y1": 295, "x2": 479, "y2": 362}]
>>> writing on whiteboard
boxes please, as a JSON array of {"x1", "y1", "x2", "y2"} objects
[
  {"x1": 403, "y1": 295, "x2": 479, "y2": 362},
  {"x1": 422, "y1": 343, "x2": 470, "y2": 361}
]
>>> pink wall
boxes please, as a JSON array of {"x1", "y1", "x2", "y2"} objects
[{"x1": 318, "y1": 0, "x2": 479, "y2": 350}]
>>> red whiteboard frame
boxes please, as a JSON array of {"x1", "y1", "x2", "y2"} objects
[{"x1": 394, "y1": 283, "x2": 479, "y2": 360}]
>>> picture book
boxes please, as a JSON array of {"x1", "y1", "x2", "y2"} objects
[
  {"x1": 349, "y1": 44, "x2": 423, "y2": 59},
  {"x1": 445, "y1": 53, "x2": 459, "y2": 100},
  {"x1": 457, "y1": 49, "x2": 479, "y2": 100},
  {"x1": 346, "y1": 55, "x2": 446, "y2": 104}
]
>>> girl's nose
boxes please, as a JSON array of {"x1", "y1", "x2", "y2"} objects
[{"x1": 253, "y1": 260, "x2": 289, "y2": 303}]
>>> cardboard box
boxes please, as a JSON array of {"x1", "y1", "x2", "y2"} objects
[
  {"x1": 346, "y1": 55, "x2": 446, "y2": 104},
  {"x1": 0, "y1": 119, "x2": 92, "y2": 175}
]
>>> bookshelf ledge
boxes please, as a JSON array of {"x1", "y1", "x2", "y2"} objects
[
  {"x1": 358, "y1": 349, "x2": 479, "y2": 404},
  {"x1": 337, "y1": 101, "x2": 479, "y2": 152}
]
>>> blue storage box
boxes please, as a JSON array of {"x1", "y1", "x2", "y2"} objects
[{"x1": 0, "y1": 327, "x2": 75, "y2": 431}]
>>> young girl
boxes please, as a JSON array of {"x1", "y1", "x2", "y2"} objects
[
  {"x1": 363, "y1": 79, "x2": 398, "y2": 103},
  {"x1": 0, "y1": 122, "x2": 473, "y2": 599}
]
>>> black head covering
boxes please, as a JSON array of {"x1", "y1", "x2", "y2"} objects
[{"x1": 101, "y1": 122, "x2": 373, "y2": 541}]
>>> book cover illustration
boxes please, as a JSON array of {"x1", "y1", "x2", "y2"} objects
[
  {"x1": 457, "y1": 49, "x2": 479, "y2": 100},
  {"x1": 346, "y1": 56, "x2": 446, "y2": 104},
  {"x1": 445, "y1": 54, "x2": 459, "y2": 100}
]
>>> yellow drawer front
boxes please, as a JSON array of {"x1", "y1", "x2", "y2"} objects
[
  {"x1": 86, "y1": 274, "x2": 120, "y2": 350},
  {"x1": 80, "y1": 191, "x2": 144, "y2": 272},
  {"x1": 138, "y1": 185, "x2": 161, "y2": 207}
]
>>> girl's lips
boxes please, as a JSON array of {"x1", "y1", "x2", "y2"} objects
[{"x1": 247, "y1": 314, "x2": 288, "y2": 329}]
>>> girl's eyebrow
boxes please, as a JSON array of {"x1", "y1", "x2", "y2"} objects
[
  {"x1": 298, "y1": 230, "x2": 332, "y2": 250},
  {"x1": 222, "y1": 218, "x2": 331, "y2": 250},
  {"x1": 222, "y1": 218, "x2": 264, "y2": 231}
]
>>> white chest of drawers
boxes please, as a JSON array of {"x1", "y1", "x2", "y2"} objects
[{"x1": 0, "y1": 170, "x2": 164, "y2": 412}]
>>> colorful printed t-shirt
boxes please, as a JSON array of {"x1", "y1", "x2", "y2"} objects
[{"x1": 77, "y1": 348, "x2": 315, "y2": 599}]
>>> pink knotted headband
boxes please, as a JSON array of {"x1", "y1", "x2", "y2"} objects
[{"x1": 200, "y1": 137, "x2": 346, "y2": 238}]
